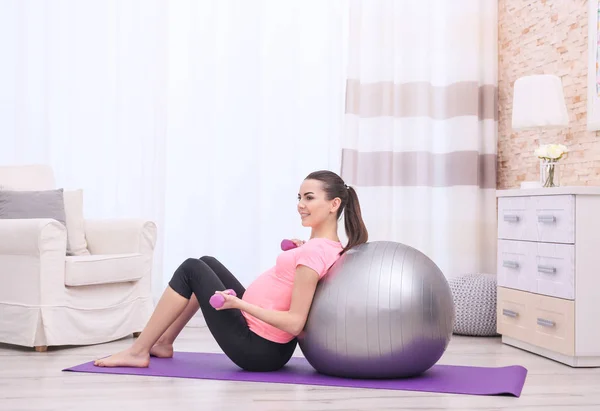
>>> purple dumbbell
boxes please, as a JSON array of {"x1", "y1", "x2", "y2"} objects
[
  {"x1": 281, "y1": 239, "x2": 299, "y2": 251},
  {"x1": 209, "y1": 289, "x2": 237, "y2": 308}
]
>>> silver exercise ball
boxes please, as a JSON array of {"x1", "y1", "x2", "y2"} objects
[{"x1": 298, "y1": 241, "x2": 455, "y2": 379}]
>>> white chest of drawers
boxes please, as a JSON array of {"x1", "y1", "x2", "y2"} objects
[{"x1": 496, "y1": 187, "x2": 600, "y2": 367}]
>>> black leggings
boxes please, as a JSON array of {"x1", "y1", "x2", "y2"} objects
[{"x1": 168, "y1": 256, "x2": 297, "y2": 372}]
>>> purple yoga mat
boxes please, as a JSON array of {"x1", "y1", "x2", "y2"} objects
[{"x1": 63, "y1": 352, "x2": 527, "y2": 397}]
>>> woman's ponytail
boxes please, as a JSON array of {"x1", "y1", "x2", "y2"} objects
[{"x1": 341, "y1": 186, "x2": 368, "y2": 255}]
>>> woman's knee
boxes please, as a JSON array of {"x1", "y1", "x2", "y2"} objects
[
  {"x1": 175, "y1": 258, "x2": 205, "y2": 281},
  {"x1": 170, "y1": 258, "x2": 200, "y2": 298},
  {"x1": 171, "y1": 258, "x2": 210, "y2": 298},
  {"x1": 182, "y1": 257, "x2": 202, "y2": 269},
  {"x1": 199, "y1": 255, "x2": 217, "y2": 265}
]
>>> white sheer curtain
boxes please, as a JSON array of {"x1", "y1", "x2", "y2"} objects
[
  {"x1": 163, "y1": 0, "x2": 348, "y2": 288},
  {"x1": 0, "y1": 0, "x2": 348, "y2": 298}
]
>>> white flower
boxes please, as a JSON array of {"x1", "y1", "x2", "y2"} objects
[{"x1": 535, "y1": 144, "x2": 568, "y2": 161}]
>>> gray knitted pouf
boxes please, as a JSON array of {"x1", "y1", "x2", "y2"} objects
[{"x1": 448, "y1": 273, "x2": 499, "y2": 337}]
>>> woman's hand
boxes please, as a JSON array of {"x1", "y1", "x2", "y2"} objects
[
  {"x1": 290, "y1": 238, "x2": 306, "y2": 247},
  {"x1": 212, "y1": 291, "x2": 242, "y2": 310}
]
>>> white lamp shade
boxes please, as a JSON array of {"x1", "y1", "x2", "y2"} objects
[{"x1": 511, "y1": 74, "x2": 569, "y2": 130}]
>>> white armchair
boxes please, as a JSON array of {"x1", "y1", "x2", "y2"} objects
[{"x1": 0, "y1": 165, "x2": 156, "y2": 351}]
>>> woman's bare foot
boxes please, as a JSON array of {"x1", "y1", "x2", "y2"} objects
[
  {"x1": 150, "y1": 342, "x2": 174, "y2": 358},
  {"x1": 94, "y1": 347, "x2": 150, "y2": 368}
]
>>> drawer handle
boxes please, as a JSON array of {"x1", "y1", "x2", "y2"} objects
[
  {"x1": 538, "y1": 214, "x2": 556, "y2": 223},
  {"x1": 503, "y1": 214, "x2": 520, "y2": 222},
  {"x1": 502, "y1": 309, "x2": 519, "y2": 318},
  {"x1": 537, "y1": 265, "x2": 556, "y2": 274},
  {"x1": 537, "y1": 318, "x2": 556, "y2": 328},
  {"x1": 502, "y1": 260, "x2": 520, "y2": 269}
]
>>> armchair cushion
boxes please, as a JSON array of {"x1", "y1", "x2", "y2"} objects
[
  {"x1": 0, "y1": 186, "x2": 91, "y2": 256},
  {"x1": 0, "y1": 189, "x2": 66, "y2": 226},
  {"x1": 65, "y1": 253, "x2": 145, "y2": 286}
]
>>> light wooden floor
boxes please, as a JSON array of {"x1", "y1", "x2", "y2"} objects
[{"x1": 2, "y1": 324, "x2": 600, "y2": 411}]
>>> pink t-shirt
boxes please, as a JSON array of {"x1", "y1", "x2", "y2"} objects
[{"x1": 241, "y1": 238, "x2": 343, "y2": 343}]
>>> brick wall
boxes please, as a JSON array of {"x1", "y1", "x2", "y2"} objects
[{"x1": 498, "y1": 0, "x2": 600, "y2": 189}]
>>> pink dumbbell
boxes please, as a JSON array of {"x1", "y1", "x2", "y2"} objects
[
  {"x1": 209, "y1": 289, "x2": 237, "y2": 308},
  {"x1": 281, "y1": 239, "x2": 299, "y2": 251}
]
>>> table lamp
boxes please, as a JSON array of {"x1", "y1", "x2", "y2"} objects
[
  {"x1": 511, "y1": 74, "x2": 569, "y2": 188},
  {"x1": 512, "y1": 74, "x2": 569, "y2": 131}
]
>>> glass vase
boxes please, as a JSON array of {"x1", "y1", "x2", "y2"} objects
[{"x1": 540, "y1": 160, "x2": 560, "y2": 188}]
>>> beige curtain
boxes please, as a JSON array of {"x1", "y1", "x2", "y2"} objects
[{"x1": 341, "y1": 0, "x2": 498, "y2": 277}]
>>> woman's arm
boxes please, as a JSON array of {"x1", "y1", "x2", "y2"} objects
[{"x1": 214, "y1": 265, "x2": 320, "y2": 336}]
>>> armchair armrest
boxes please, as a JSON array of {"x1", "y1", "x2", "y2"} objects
[
  {"x1": 84, "y1": 218, "x2": 157, "y2": 255},
  {"x1": 0, "y1": 219, "x2": 67, "y2": 307},
  {"x1": 0, "y1": 218, "x2": 67, "y2": 255}
]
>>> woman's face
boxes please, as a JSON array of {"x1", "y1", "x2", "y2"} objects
[{"x1": 297, "y1": 179, "x2": 338, "y2": 228}]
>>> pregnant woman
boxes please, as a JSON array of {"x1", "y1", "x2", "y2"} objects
[{"x1": 94, "y1": 170, "x2": 368, "y2": 371}]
